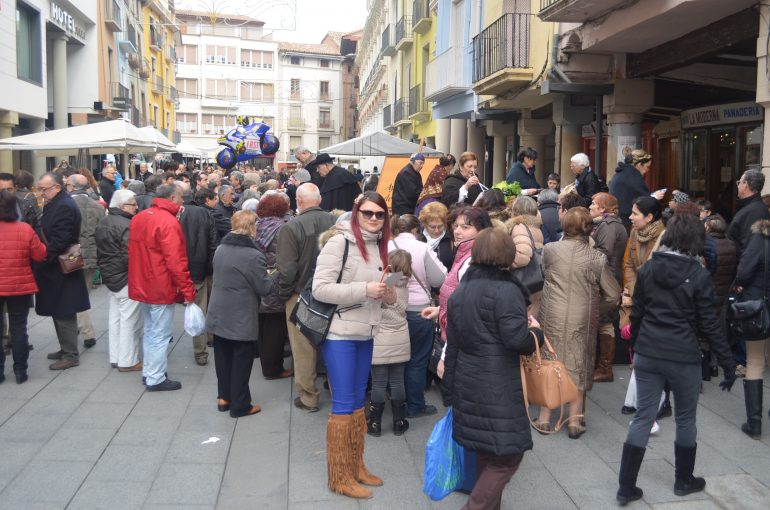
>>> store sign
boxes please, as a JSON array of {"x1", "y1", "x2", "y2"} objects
[
  {"x1": 50, "y1": 2, "x2": 87, "y2": 42},
  {"x1": 681, "y1": 102, "x2": 763, "y2": 129}
]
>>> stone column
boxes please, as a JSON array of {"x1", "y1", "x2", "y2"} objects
[
  {"x1": 604, "y1": 79, "x2": 654, "y2": 182},
  {"x1": 518, "y1": 113, "x2": 553, "y2": 185},
  {"x1": 29, "y1": 118, "x2": 47, "y2": 178},
  {"x1": 756, "y1": 3, "x2": 770, "y2": 194},
  {"x1": 467, "y1": 121, "x2": 486, "y2": 178},
  {"x1": 435, "y1": 118, "x2": 451, "y2": 155},
  {"x1": 52, "y1": 35, "x2": 69, "y2": 130},
  {"x1": 0, "y1": 111, "x2": 19, "y2": 173},
  {"x1": 493, "y1": 134, "x2": 507, "y2": 183},
  {"x1": 449, "y1": 118, "x2": 467, "y2": 159},
  {"x1": 552, "y1": 95, "x2": 593, "y2": 182}
]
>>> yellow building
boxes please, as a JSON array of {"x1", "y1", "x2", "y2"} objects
[{"x1": 141, "y1": 0, "x2": 179, "y2": 141}]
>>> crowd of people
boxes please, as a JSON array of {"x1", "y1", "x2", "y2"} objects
[{"x1": 0, "y1": 144, "x2": 769, "y2": 508}]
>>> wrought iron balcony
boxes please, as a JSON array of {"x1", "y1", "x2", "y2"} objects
[
  {"x1": 412, "y1": 0, "x2": 432, "y2": 34},
  {"x1": 152, "y1": 74, "x2": 164, "y2": 95},
  {"x1": 381, "y1": 25, "x2": 395, "y2": 57},
  {"x1": 127, "y1": 51, "x2": 142, "y2": 70},
  {"x1": 111, "y1": 82, "x2": 130, "y2": 110},
  {"x1": 472, "y1": 13, "x2": 532, "y2": 96},
  {"x1": 383, "y1": 104, "x2": 392, "y2": 128},
  {"x1": 395, "y1": 16, "x2": 413, "y2": 51},
  {"x1": 408, "y1": 84, "x2": 429, "y2": 121},
  {"x1": 287, "y1": 118, "x2": 306, "y2": 131},
  {"x1": 393, "y1": 97, "x2": 410, "y2": 127},
  {"x1": 318, "y1": 119, "x2": 335, "y2": 131},
  {"x1": 139, "y1": 58, "x2": 150, "y2": 79},
  {"x1": 150, "y1": 25, "x2": 163, "y2": 51},
  {"x1": 104, "y1": 0, "x2": 123, "y2": 32}
]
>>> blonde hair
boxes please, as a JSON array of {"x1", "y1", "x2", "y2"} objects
[
  {"x1": 231, "y1": 210, "x2": 257, "y2": 235},
  {"x1": 459, "y1": 151, "x2": 477, "y2": 168},
  {"x1": 418, "y1": 201, "x2": 448, "y2": 225},
  {"x1": 631, "y1": 149, "x2": 652, "y2": 166},
  {"x1": 387, "y1": 249, "x2": 413, "y2": 278}
]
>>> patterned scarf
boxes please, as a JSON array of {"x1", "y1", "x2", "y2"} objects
[
  {"x1": 256, "y1": 216, "x2": 286, "y2": 252},
  {"x1": 438, "y1": 239, "x2": 474, "y2": 340},
  {"x1": 635, "y1": 219, "x2": 663, "y2": 243}
]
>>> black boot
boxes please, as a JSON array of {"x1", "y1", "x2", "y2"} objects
[
  {"x1": 391, "y1": 399, "x2": 410, "y2": 436},
  {"x1": 366, "y1": 401, "x2": 384, "y2": 437},
  {"x1": 673, "y1": 443, "x2": 706, "y2": 496},
  {"x1": 617, "y1": 442, "x2": 645, "y2": 506},
  {"x1": 741, "y1": 379, "x2": 763, "y2": 439}
]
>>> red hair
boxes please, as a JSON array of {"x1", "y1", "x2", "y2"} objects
[
  {"x1": 256, "y1": 193, "x2": 289, "y2": 218},
  {"x1": 350, "y1": 191, "x2": 390, "y2": 267}
]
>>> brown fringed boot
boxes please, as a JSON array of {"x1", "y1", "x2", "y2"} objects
[
  {"x1": 593, "y1": 334, "x2": 616, "y2": 382},
  {"x1": 351, "y1": 408, "x2": 384, "y2": 486},
  {"x1": 326, "y1": 413, "x2": 373, "y2": 499}
]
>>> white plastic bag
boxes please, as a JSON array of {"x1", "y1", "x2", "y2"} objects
[{"x1": 184, "y1": 303, "x2": 206, "y2": 337}]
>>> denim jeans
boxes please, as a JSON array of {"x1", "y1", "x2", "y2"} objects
[
  {"x1": 0, "y1": 295, "x2": 32, "y2": 375},
  {"x1": 405, "y1": 311, "x2": 434, "y2": 414},
  {"x1": 321, "y1": 339, "x2": 373, "y2": 415},
  {"x1": 142, "y1": 304, "x2": 175, "y2": 386}
]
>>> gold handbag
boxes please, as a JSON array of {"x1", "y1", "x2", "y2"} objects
[{"x1": 520, "y1": 332, "x2": 580, "y2": 433}]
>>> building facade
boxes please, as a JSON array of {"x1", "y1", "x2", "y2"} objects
[{"x1": 141, "y1": 0, "x2": 179, "y2": 141}]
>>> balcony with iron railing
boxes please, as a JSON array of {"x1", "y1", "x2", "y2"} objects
[
  {"x1": 412, "y1": 0, "x2": 432, "y2": 34},
  {"x1": 383, "y1": 104, "x2": 392, "y2": 129},
  {"x1": 166, "y1": 86, "x2": 179, "y2": 104},
  {"x1": 472, "y1": 13, "x2": 532, "y2": 96},
  {"x1": 392, "y1": 97, "x2": 410, "y2": 127},
  {"x1": 408, "y1": 84, "x2": 429, "y2": 122},
  {"x1": 395, "y1": 16, "x2": 413, "y2": 51},
  {"x1": 152, "y1": 74, "x2": 164, "y2": 95},
  {"x1": 139, "y1": 58, "x2": 150, "y2": 79},
  {"x1": 127, "y1": 51, "x2": 142, "y2": 70},
  {"x1": 538, "y1": 0, "x2": 629, "y2": 23},
  {"x1": 131, "y1": 106, "x2": 142, "y2": 127},
  {"x1": 381, "y1": 25, "x2": 395, "y2": 57},
  {"x1": 150, "y1": 26, "x2": 163, "y2": 51},
  {"x1": 318, "y1": 119, "x2": 335, "y2": 131},
  {"x1": 425, "y1": 44, "x2": 472, "y2": 102},
  {"x1": 287, "y1": 118, "x2": 307, "y2": 131},
  {"x1": 104, "y1": 0, "x2": 123, "y2": 32},
  {"x1": 111, "y1": 82, "x2": 130, "y2": 110},
  {"x1": 167, "y1": 46, "x2": 176, "y2": 62}
]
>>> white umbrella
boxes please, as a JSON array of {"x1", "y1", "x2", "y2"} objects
[
  {"x1": 175, "y1": 140, "x2": 204, "y2": 156},
  {"x1": 320, "y1": 132, "x2": 443, "y2": 157},
  {"x1": 138, "y1": 126, "x2": 176, "y2": 153}
]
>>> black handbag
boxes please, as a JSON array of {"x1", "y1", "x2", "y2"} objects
[
  {"x1": 289, "y1": 239, "x2": 353, "y2": 348},
  {"x1": 428, "y1": 324, "x2": 443, "y2": 374},
  {"x1": 728, "y1": 243, "x2": 770, "y2": 341},
  {"x1": 512, "y1": 226, "x2": 544, "y2": 293}
]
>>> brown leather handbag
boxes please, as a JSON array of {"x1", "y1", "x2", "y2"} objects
[
  {"x1": 520, "y1": 332, "x2": 580, "y2": 433},
  {"x1": 58, "y1": 244, "x2": 85, "y2": 274}
]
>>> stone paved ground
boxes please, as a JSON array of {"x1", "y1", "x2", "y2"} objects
[{"x1": 1, "y1": 285, "x2": 770, "y2": 509}]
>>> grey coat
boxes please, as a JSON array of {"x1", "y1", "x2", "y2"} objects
[
  {"x1": 206, "y1": 233, "x2": 273, "y2": 341},
  {"x1": 71, "y1": 191, "x2": 105, "y2": 269}
]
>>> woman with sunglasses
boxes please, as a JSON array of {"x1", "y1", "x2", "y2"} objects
[{"x1": 312, "y1": 191, "x2": 396, "y2": 500}]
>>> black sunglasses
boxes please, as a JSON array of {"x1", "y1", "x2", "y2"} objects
[{"x1": 359, "y1": 209, "x2": 386, "y2": 220}]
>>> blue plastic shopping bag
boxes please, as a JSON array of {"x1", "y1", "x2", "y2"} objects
[{"x1": 423, "y1": 408, "x2": 465, "y2": 501}]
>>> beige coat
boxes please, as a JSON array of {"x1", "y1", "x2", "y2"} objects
[
  {"x1": 372, "y1": 284, "x2": 410, "y2": 365},
  {"x1": 539, "y1": 236, "x2": 621, "y2": 391},
  {"x1": 312, "y1": 221, "x2": 385, "y2": 339}
]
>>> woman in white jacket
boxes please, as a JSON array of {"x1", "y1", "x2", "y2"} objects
[
  {"x1": 312, "y1": 192, "x2": 396, "y2": 500},
  {"x1": 388, "y1": 214, "x2": 447, "y2": 417}
]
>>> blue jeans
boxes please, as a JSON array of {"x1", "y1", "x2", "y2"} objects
[
  {"x1": 142, "y1": 304, "x2": 175, "y2": 386},
  {"x1": 321, "y1": 339, "x2": 373, "y2": 415},
  {"x1": 405, "y1": 311, "x2": 434, "y2": 415}
]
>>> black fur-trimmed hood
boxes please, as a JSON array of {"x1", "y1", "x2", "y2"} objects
[{"x1": 751, "y1": 219, "x2": 770, "y2": 237}]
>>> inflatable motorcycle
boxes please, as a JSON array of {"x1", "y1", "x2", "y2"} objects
[{"x1": 215, "y1": 116, "x2": 280, "y2": 170}]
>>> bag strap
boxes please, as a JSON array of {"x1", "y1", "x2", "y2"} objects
[
  {"x1": 393, "y1": 239, "x2": 434, "y2": 303},
  {"x1": 520, "y1": 331, "x2": 583, "y2": 434},
  {"x1": 524, "y1": 225, "x2": 537, "y2": 252},
  {"x1": 337, "y1": 239, "x2": 350, "y2": 284}
]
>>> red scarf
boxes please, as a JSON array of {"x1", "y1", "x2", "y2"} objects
[{"x1": 439, "y1": 239, "x2": 474, "y2": 340}]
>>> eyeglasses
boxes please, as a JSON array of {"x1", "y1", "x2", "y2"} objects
[
  {"x1": 359, "y1": 209, "x2": 386, "y2": 220},
  {"x1": 38, "y1": 184, "x2": 59, "y2": 193},
  {"x1": 125, "y1": 202, "x2": 138, "y2": 208}
]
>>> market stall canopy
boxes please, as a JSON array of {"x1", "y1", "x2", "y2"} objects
[
  {"x1": 320, "y1": 131, "x2": 443, "y2": 156},
  {"x1": 0, "y1": 119, "x2": 172, "y2": 156},
  {"x1": 138, "y1": 126, "x2": 176, "y2": 153},
  {"x1": 175, "y1": 141, "x2": 204, "y2": 156}
]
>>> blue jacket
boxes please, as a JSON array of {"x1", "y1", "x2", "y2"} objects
[{"x1": 506, "y1": 161, "x2": 541, "y2": 189}]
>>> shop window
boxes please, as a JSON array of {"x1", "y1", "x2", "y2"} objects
[{"x1": 16, "y1": 2, "x2": 42, "y2": 84}]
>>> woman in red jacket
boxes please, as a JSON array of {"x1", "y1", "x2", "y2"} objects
[{"x1": 0, "y1": 189, "x2": 47, "y2": 384}]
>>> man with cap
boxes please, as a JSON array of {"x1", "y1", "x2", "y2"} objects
[
  {"x1": 315, "y1": 153, "x2": 361, "y2": 212},
  {"x1": 392, "y1": 153, "x2": 425, "y2": 215},
  {"x1": 287, "y1": 168, "x2": 311, "y2": 212}
]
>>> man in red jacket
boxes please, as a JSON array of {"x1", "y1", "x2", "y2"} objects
[{"x1": 128, "y1": 183, "x2": 196, "y2": 391}]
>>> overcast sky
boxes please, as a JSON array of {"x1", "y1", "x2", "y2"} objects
[{"x1": 176, "y1": 0, "x2": 368, "y2": 44}]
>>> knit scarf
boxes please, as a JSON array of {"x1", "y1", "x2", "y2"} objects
[
  {"x1": 423, "y1": 229, "x2": 445, "y2": 250},
  {"x1": 635, "y1": 219, "x2": 663, "y2": 243},
  {"x1": 438, "y1": 239, "x2": 474, "y2": 340},
  {"x1": 256, "y1": 216, "x2": 285, "y2": 251}
]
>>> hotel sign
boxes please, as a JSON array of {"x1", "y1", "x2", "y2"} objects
[
  {"x1": 50, "y1": 2, "x2": 87, "y2": 43},
  {"x1": 681, "y1": 102, "x2": 763, "y2": 129}
]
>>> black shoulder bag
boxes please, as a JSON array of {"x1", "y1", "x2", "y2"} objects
[
  {"x1": 728, "y1": 242, "x2": 770, "y2": 341},
  {"x1": 289, "y1": 239, "x2": 352, "y2": 348},
  {"x1": 512, "y1": 226, "x2": 544, "y2": 293}
]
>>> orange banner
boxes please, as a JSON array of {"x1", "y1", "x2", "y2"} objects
[{"x1": 376, "y1": 156, "x2": 442, "y2": 211}]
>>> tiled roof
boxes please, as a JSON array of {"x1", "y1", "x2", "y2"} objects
[
  {"x1": 175, "y1": 9, "x2": 264, "y2": 25},
  {"x1": 277, "y1": 41, "x2": 340, "y2": 56}
]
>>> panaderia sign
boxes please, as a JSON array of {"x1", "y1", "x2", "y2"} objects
[{"x1": 681, "y1": 102, "x2": 763, "y2": 129}]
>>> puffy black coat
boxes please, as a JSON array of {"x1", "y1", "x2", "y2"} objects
[
  {"x1": 734, "y1": 220, "x2": 770, "y2": 304},
  {"x1": 576, "y1": 168, "x2": 601, "y2": 198},
  {"x1": 441, "y1": 171, "x2": 481, "y2": 207},
  {"x1": 180, "y1": 201, "x2": 219, "y2": 282},
  {"x1": 539, "y1": 200, "x2": 561, "y2": 244},
  {"x1": 728, "y1": 195, "x2": 770, "y2": 257},
  {"x1": 630, "y1": 251, "x2": 734, "y2": 368},
  {"x1": 212, "y1": 202, "x2": 234, "y2": 239},
  {"x1": 95, "y1": 208, "x2": 132, "y2": 292},
  {"x1": 443, "y1": 265, "x2": 540, "y2": 456},
  {"x1": 609, "y1": 162, "x2": 650, "y2": 229},
  {"x1": 34, "y1": 190, "x2": 90, "y2": 316},
  {"x1": 392, "y1": 164, "x2": 423, "y2": 215}
]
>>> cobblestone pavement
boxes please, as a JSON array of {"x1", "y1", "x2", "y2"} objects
[{"x1": 1, "y1": 285, "x2": 769, "y2": 509}]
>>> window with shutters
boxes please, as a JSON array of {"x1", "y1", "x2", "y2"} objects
[
  {"x1": 205, "y1": 45, "x2": 237, "y2": 65},
  {"x1": 202, "y1": 114, "x2": 234, "y2": 134},
  {"x1": 319, "y1": 136, "x2": 330, "y2": 149},
  {"x1": 176, "y1": 113, "x2": 198, "y2": 133},
  {"x1": 240, "y1": 82, "x2": 274, "y2": 102},
  {"x1": 240, "y1": 49, "x2": 274, "y2": 69},
  {"x1": 175, "y1": 78, "x2": 198, "y2": 98},
  {"x1": 177, "y1": 45, "x2": 198, "y2": 64},
  {"x1": 206, "y1": 79, "x2": 237, "y2": 100},
  {"x1": 290, "y1": 79, "x2": 301, "y2": 99},
  {"x1": 319, "y1": 81, "x2": 330, "y2": 100},
  {"x1": 319, "y1": 108, "x2": 331, "y2": 129}
]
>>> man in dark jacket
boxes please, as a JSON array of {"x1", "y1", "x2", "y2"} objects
[
  {"x1": 286, "y1": 168, "x2": 311, "y2": 212},
  {"x1": 99, "y1": 164, "x2": 117, "y2": 205},
  {"x1": 570, "y1": 153, "x2": 601, "y2": 199},
  {"x1": 35, "y1": 172, "x2": 91, "y2": 370},
  {"x1": 178, "y1": 182, "x2": 218, "y2": 366},
  {"x1": 68, "y1": 174, "x2": 105, "y2": 349},
  {"x1": 95, "y1": 189, "x2": 142, "y2": 371},
  {"x1": 0, "y1": 173, "x2": 39, "y2": 233},
  {"x1": 276, "y1": 183, "x2": 335, "y2": 412},
  {"x1": 728, "y1": 169, "x2": 770, "y2": 258},
  {"x1": 609, "y1": 151, "x2": 665, "y2": 230},
  {"x1": 537, "y1": 189, "x2": 561, "y2": 243},
  {"x1": 506, "y1": 147, "x2": 541, "y2": 196},
  {"x1": 128, "y1": 183, "x2": 196, "y2": 391},
  {"x1": 392, "y1": 153, "x2": 425, "y2": 215},
  {"x1": 316, "y1": 153, "x2": 361, "y2": 212},
  {"x1": 295, "y1": 145, "x2": 323, "y2": 187}
]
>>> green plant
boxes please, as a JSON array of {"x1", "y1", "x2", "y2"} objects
[{"x1": 492, "y1": 180, "x2": 521, "y2": 203}]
